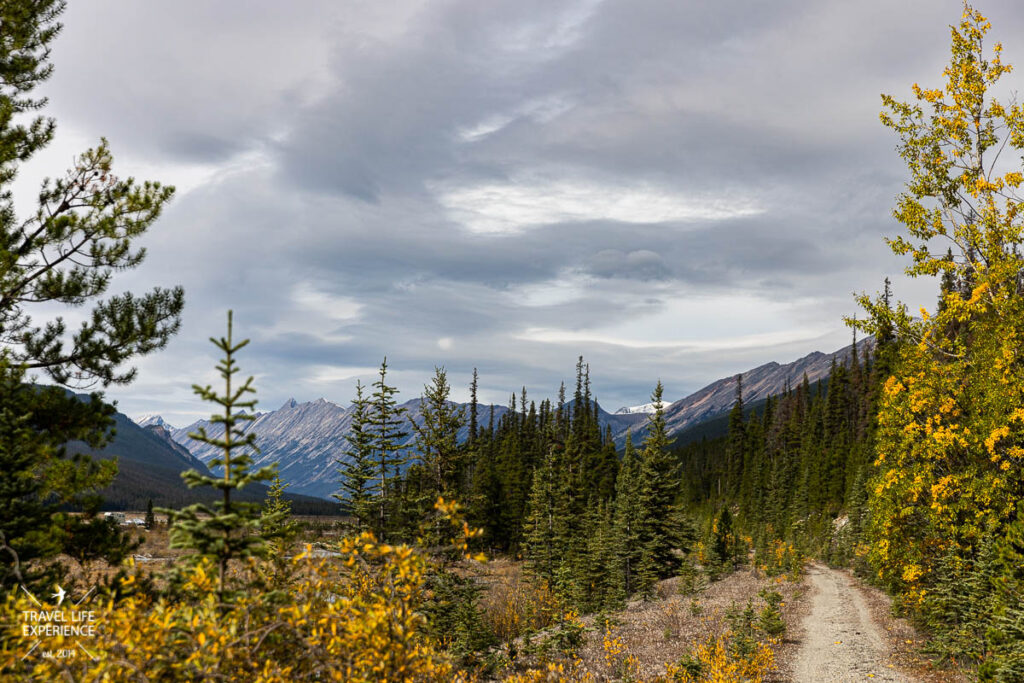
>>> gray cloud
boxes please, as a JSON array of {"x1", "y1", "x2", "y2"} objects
[{"x1": 25, "y1": 0, "x2": 1024, "y2": 423}]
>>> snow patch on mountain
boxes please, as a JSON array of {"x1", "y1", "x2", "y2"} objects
[
  {"x1": 135, "y1": 413, "x2": 174, "y2": 430},
  {"x1": 614, "y1": 403, "x2": 658, "y2": 415}
]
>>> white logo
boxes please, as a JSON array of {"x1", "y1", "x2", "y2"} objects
[
  {"x1": 17, "y1": 583, "x2": 99, "y2": 662},
  {"x1": 50, "y1": 585, "x2": 67, "y2": 607}
]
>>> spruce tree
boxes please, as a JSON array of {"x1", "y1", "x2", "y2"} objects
[
  {"x1": 468, "y1": 368, "x2": 479, "y2": 447},
  {"x1": 144, "y1": 499, "x2": 155, "y2": 530},
  {"x1": 258, "y1": 472, "x2": 300, "y2": 590},
  {"x1": 636, "y1": 381, "x2": 689, "y2": 595},
  {"x1": 334, "y1": 380, "x2": 375, "y2": 528},
  {"x1": 523, "y1": 445, "x2": 561, "y2": 583},
  {"x1": 0, "y1": 356, "x2": 57, "y2": 590},
  {"x1": 369, "y1": 357, "x2": 408, "y2": 537},
  {"x1": 163, "y1": 312, "x2": 282, "y2": 595},
  {"x1": 260, "y1": 473, "x2": 297, "y2": 541},
  {"x1": 711, "y1": 506, "x2": 735, "y2": 570},
  {"x1": 612, "y1": 431, "x2": 643, "y2": 597},
  {"x1": 725, "y1": 375, "x2": 746, "y2": 498},
  {"x1": 0, "y1": 352, "x2": 119, "y2": 592},
  {"x1": 413, "y1": 366, "x2": 465, "y2": 500}
]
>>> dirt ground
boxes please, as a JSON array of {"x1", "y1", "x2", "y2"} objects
[
  {"x1": 559, "y1": 569, "x2": 805, "y2": 681},
  {"x1": 785, "y1": 564, "x2": 967, "y2": 683}
]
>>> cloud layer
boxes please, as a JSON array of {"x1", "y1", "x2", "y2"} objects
[{"x1": 21, "y1": 0, "x2": 1024, "y2": 423}]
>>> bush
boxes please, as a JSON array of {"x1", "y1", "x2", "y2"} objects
[
  {"x1": 1, "y1": 509, "x2": 476, "y2": 681},
  {"x1": 661, "y1": 635, "x2": 775, "y2": 683},
  {"x1": 757, "y1": 589, "x2": 786, "y2": 638}
]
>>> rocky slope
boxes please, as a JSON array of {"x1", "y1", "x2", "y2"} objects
[
  {"x1": 147, "y1": 338, "x2": 870, "y2": 500},
  {"x1": 171, "y1": 398, "x2": 356, "y2": 500},
  {"x1": 166, "y1": 396, "x2": 646, "y2": 499},
  {"x1": 649, "y1": 338, "x2": 873, "y2": 441}
]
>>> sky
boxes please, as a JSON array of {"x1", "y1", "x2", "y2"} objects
[{"x1": 13, "y1": 0, "x2": 1024, "y2": 426}]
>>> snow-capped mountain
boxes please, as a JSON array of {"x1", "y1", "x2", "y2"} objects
[
  {"x1": 614, "y1": 403, "x2": 658, "y2": 415},
  {"x1": 135, "y1": 413, "x2": 175, "y2": 430}
]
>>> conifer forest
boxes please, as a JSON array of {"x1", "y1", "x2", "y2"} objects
[{"x1": 2, "y1": 1, "x2": 1024, "y2": 681}]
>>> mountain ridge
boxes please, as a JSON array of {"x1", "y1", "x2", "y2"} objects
[{"x1": 142, "y1": 338, "x2": 871, "y2": 500}]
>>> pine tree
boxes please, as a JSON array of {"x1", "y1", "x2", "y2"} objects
[
  {"x1": 0, "y1": 352, "x2": 120, "y2": 592},
  {"x1": 0, "y1": 2, "x2": 182, "y2": 387},
  {"x1": 0, "y1": 356, "x2": 57, "y2": 590},
  {"x1": 579, "y1": 500, "x2": 619, "y2": 611},
  {"x1": 612, "y1": 431, "x2": 642, "y2": 598},
  {"x1": 334, "y1": 380, "x2": 375, "y2": 528},
  {"x1": 413, "y1": 367, "x2": 465, "y2": 500},
  {"x1": 369, "y1": 357, "x2": 408, "y2": 537},
  {"x1": 468, "y1": 368, "x2": 479, "y2": 448},
  {"x1": 711, "y1": 506, "x2": 735, "y2": 570},
  {"x1": 144, "y1": 499, "x2": 155, "y2": 530},
  {"x1": 163, "y1": 312, "x2": 282, "y2": 595},
  {"x1": 0, "y1": 0, "x2": 183, "y2": 592},
  {"x1": 585, "y1": 425, "x2": 619, "y2": 503},
  {"x1": 260, "y1": 473, "x2": 298, "y2": 542},
  {"x1": 636, "y1": 382, "x2": 689, "y2": 596},
  {"x1": 724, "y1": 375, "x2": 746, "y2": 499},
  {"x1": 523, "y1": 445, "x2": 561, "y2": 583}
]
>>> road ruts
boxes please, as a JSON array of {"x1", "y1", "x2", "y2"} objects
[{"x1": 791, "y1": 564, "x2": 914, "y2": 682}]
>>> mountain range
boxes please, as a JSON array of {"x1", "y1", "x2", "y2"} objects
[
  {"x1": 654, "y1": 337, "x2": 872, "y2": 439},
  {"x1": 64, "y1": 398, "x2": 335, "y2": 512},
  {"x1": 136, "y1": 337, "x2": 870, "y2": 500}
]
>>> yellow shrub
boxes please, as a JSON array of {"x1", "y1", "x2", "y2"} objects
[
  {"x1": 661, "y1": 635, "x2": 775, "y2": 683},
  {"x1": 1, "y1": 533, "x2": 467, "y2": 682},
  {"x1": 481, "y1": 567, "x2": 560, "y2": 643}
]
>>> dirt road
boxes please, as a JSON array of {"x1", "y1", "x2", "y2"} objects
[{"x1": 792, "y1": 564, "x2": 913, "y2": 682}]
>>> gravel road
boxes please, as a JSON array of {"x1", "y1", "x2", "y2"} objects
[{"x1": 792, "y1": 564, "x2": 914, "y2": 682}]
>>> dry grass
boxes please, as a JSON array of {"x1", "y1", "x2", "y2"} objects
[
  {"x1": 570, "y1": 570, "x2": 800, "y2": 681},
  {"x1": 474, "y1": 564, "x2": 802, "y2": 681}
]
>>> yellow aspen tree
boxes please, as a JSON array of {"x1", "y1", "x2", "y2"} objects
[{"x1": 854, "y1": 4, "x2": 1024, "y2": 612}]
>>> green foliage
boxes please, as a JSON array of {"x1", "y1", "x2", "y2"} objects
[
  {"x1": 840, "y1": 5, "x2": 1024, "y2": 676},
  {"x1": 636, "y1": 381, "x2": 692, "y2": 596},
  {"x1": 421, "y1": 568, "x2": 497, "y2": 671},
  {"x1": 0, "y1": 355, "x2": 60, "y2": 591},
  {"x1": 60, "y1": 497, "x2": 139, "y2": 582},
  {"x1": 672, "y1": 653, "x2": 703, "y2": 679},
  {"x1": 413, "y1": 366, "x2": 465, "y2": 500},
  {"x1": 163, "y1": 312, "x2": 280, "y2": 595},
  {"x1": 523, "y1": 444, "x2": 562, "y2": 583},
  {"x1": 527, "y1": 611, "x2": 586, "y2": 659},
  {"x1": 0, "y1": 2, "x2": 182, "y2": 388},
  {"x1": 0, "y1": 0, "x2": 181, "y2": 596},
  {"x1": 675, "y1": 336, "x2": 879, "y2": 572},
  {"x1": 0, "y1": 352, "x2": 121, "y2": 592},
  {"x1": 612, "y1": 431, "x2": 643, "y2": 597},
  {"x1": 369, "y1": 357, "x2": 409, "y2": 538},
  {"x1": 756, "y1": 589, "x2": 785, "y2": 637},
  {"x1": 144, "y1": 498, "x2": 154, "y2": 530},
  {"x1": 334, "y1": 380, "x2": 375, "y2": 528},
  {"x1": 724, "y1": 600, "x2": 759, "y2": 659},
  {"x1": 261, "y1": 473, "x2": 298, "y2": 544}
]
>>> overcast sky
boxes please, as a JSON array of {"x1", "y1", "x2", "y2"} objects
[{"x1": 15, "y1": 1, "x2": 1024, "y2": 425}]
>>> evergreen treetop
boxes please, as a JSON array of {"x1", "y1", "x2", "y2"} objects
[{"x1": 163, "y1": 312, "x2": 281, "y2": 595}]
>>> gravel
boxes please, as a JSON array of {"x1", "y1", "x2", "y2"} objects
[{"x1": 792, "y1": 564, "x2": 913, "y2": 682}]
